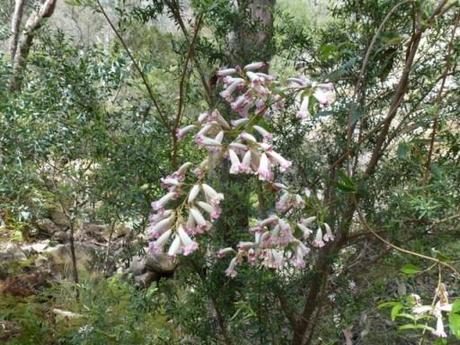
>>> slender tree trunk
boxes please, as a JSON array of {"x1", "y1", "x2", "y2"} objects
[
  {"x1": 68, "y1": 221, "x2": 79, "y2": 285},
  {"x1": 9, "y1": 0, "x2": 27, "y2": 61},
  {"x1": 10, "y1": 0, "x2": 57, "y2": 91}
]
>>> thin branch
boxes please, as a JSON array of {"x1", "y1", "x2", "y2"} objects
[
  {"x1": 95, "y1": 0, "x2": 170, "y2": 130},
  {"x1": 165, "y1": 0, "x2": 213, "y2": 105},
  {"x1": 347, "y1": 0, "x2": 413, "y2": 160},
  {"x1": 171, "y1": 15, "x2": 203, "y2": 168},
  {"x1": 354, "y1": 203, "x2": 460, "y2": 277},
  {"x1": 425, "y1": 11, "x2": 459, "y2": 180}
]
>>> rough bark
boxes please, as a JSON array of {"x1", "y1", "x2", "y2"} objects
[{"x1": 230, "y1": 0, "x2": 276, "y2": 65}]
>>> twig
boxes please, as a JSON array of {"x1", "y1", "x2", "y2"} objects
[
  {"x1": 95, "y1": 0, "x2": 170, "y2": 130},
  {"x1": 171, "y1": 15, "x2": 203, "y2": 168},
  {"x1": 425, "y1": 11, "x2": 459, "y2": 180},
  {"x1": 347, "y1": 0, "x2": 413, "y2": 163},
  {"x1": 354, "y1": 203, "x2": 460, "y2": 277},
  {"x1": 165, "y1": 0, "x2": 213, "y2": 104}
]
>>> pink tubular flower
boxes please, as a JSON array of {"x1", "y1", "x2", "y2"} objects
[
  {"x1": 201, "y1": 183, "x2": 224, "y2": 205},
  {"x1": 160, "y1": 177, "x2": 181, "y2": 190},
  {"x1": 147, "y1": 213, "x2": 174, "y2": 238},
  {"x1": 149, "y1": 229, "x2": 172, "y2": 254},
  {"x1": 196, "y1": 124, "x2": 212, "y2": 137},
  {"x1": 229, "y1": 142, "x2": 248, "y2": 155},
  {"x1": 151, "y1": 192, "x2": 178, "y2": 211},
  {"x1": 190, "y1": 207, "x2": 207, "y2": 226},
  {"x1": 258, "y1": 215, "x2": 279, "y2": 228},
  {"x1": 175, "y1": 162, "x2": 192, "y2": 179},
  {"x1": 210, "y1": 109, "x2": 231, "y2": 129},
  {"x1": 177, "y1": 225, "x2": 199, "y2": 256},
  {"x1": 189, "y1": 207, "x2": 210, "y2": 234},
  {"x1": 188, "y1": 184, "x2": 201, "y2": 203},
  {"x1": 257, "y1": 153, "x2": 273, "y2": 181},
  {"x1": 263, "y1": 249, "x2": 284, "y2": 269},
  {"x1": 293, "y1": 241, "x2": 310, "y2": 268},
  {"x1": 434, "y1": 316, "x2": 447, "y2": 338},
  {"x1": 251, "y1": 81, "x2": 270, "y2": 96},
  {"x1": 225, "y1": 257, "x2": 238, "y2": 278},
  {"x1": 198, "y1": 112, "x2": 209, "y2": 123},
  {"x1": 214, "y1": 131, "x2": 224, "y2": 144},
  {"x1": 240, "y1": 150, "x2": 253, "y2": 173},
  {"x1": 297, "y1": 95, "x2": 310, "y2": 119},
  {"x1": 195, "y1": 135, "x2": 222, "y2": 148},
  {"x1": 313, "y1": 82, "x2": 335, "y2": 106},
  {"x1": 217, "y1": 68, "x2": 237, "y2": 77},
  {"x1": 239, "y1": 132, "x2": 258, "y2": 143},
  {"x1": 312, "y1": 227, "x2": 325, "y2": 248},
  {"x1": 148, "y1": 209, "x2": 172, "y2": 224},
  {"x1": 228, "y1": 149, "x2": 242, "y2": 174},
  {"x1": 231, "y1": 93, "x2": 253, "y2": 116},
  {"x1": 237, "y1": 241, "x2": 255, "y2": 250},
  {"x1": 297, "y1": 223, "x2": 313, "y2": 239},
  {"x1": 167, "y1": 234, "x2": 181, "y2": 257},
  {"x1": 185, "y1": 212, "x2": 197, "y2": 235},
  {"x1": 231, "y1": 118, "x2": 249, "y2": 127},
  {"x1": 287, "y1": 76, "x2": 312, "y2": 88},
  {"x1": 276, "y1": 192, "x2": 290, "y2": 212},
  {"x1": 266, "y1": 150, "x2": 292, "y2": 172},
  {"x1": 301, "y1": 216, "x2": 316, "y2": 226},
  {"x1": 197, "y1": 201, "x2": 221, "y2": 220},
  {"x1": 218, "y1": 247, "x2": 236, "y2": 258},
  {"x1": 323, "y1": 223, "x2": 335, "y2": 242},
  {"x1": 220, "y1": 78, "x2": 244, "y2": 100},
  {"x1": 244, "y1": 62, "x2": 267, "y2": 71},
  {"x1": 253, "y1": 125, "x2": 273, "y2": 141},
  {"x1": 176, "y1": 125, "x2": 196, "y2": 140}
]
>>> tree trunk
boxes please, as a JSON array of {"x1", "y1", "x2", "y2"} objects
[
  {"x1": 9, "y1": 0, "x2": 27, "y2": 61},
  {"x1": 10, "y1": 0, "x2": 57, "y2": 91}
]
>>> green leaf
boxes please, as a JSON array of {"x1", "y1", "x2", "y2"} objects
[
  {"x1": 398, "y1": 324, "x2": 435, "y2": 332},
  {"x1": 391, "y1": 303, "x2": 403, "y2": 321},
  {"x1": 377, "y1": 301, "x2": 400, "y2": 309},
  {"x1": 449, "y1": 299, "x2": 460, "y2": 339},
  {"x1": 395, "y1": 313, "x2": 416, "y2": 321},
  {"x1": 400, "y1": 264, "x2": 421, "y2": 275},
  {"x1": 397, "y1": 142, "x2": 410, "y2": 158},
  {"x1": 337, "y1": 171, "x2": 357, "y2": 193}
]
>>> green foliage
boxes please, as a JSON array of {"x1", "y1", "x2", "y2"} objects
[
  {"x1": 1, "y1": 0, "x2": 460, "y2": 344},
  {"x1": 0, "y1": 277, "x2": 175, "y2": 345}
]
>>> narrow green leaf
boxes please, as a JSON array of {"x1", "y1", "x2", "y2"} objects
[{"x1": 400, "y1": 264, "x2": 421, "y2": 275}]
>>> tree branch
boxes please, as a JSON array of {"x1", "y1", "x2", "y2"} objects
[
  {"x1": 10, "y1": 0, "x2": 57, "y2": 91},
  {"x1": 354, "y1": 202, "x2": 460, "y2": 277},
  {"x1": 95, "y1": 0, "x2": 170, "y2": 131}
]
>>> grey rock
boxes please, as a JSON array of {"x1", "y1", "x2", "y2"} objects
[
  {"x1": 52, "y1": 231, "x2": 69, "y2": 243},
  {"x1": 129, "y1": 256, "x2": 146, "y2": 275},
  {"x1": 49, "y1": 210, "x2": 69, "y2": 227},
  {"x1": 21, "y1": 240, "x2": 51, "y2": 255},
  {"x1": 0, "y1": 242, "x2": 27, "y2": 262},
  {"x1": 145, "y1": 253, "x2": 176, "y2": 273},
  {"x1": 35, "y1": 218, "x2": 61, "y2": 235},
  {"x1": 134, "y1": 271, "x2": 157, "y2": 288}
]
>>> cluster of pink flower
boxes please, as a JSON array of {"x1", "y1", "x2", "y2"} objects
[
  {"x1": 148, "y1": 62, "x2": 336, "y2": 276},
  {"x1": 286, "y1": 76, "x2": 335, "y2": 119},
  {"x1": 148, "y1": 162, "x2": 224, "y2": 257},
  {"x1": 218, "y1": 212, "x2": 335, "y2": 277}
]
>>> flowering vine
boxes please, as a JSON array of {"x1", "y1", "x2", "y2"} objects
[{"x1": 147, "y1": 62, "x2": 336, "y2": 276}]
